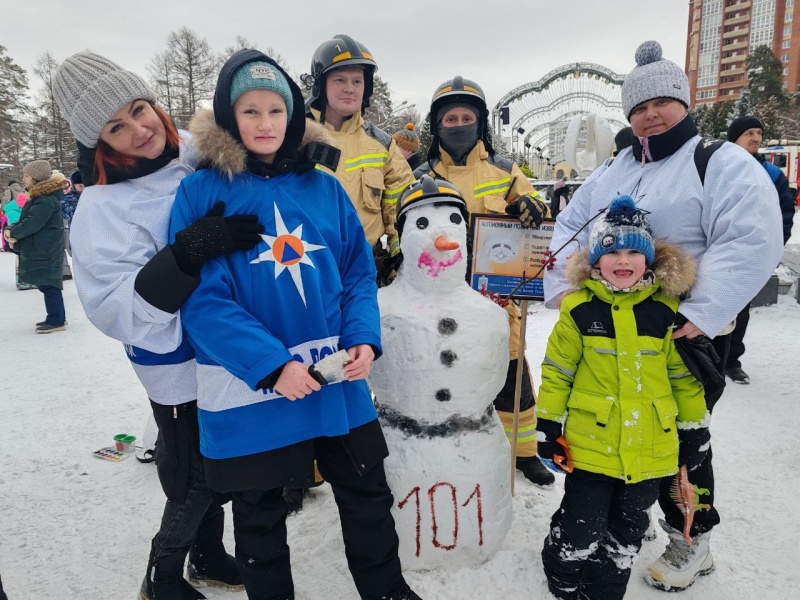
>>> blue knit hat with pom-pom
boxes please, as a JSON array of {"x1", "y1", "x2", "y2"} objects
[
  {"x1": 589, "y1": 195, "x2": 655, "y2": 266},
  {"x1": 621, "y1": 41, "x2": 690, "y2": 120}
]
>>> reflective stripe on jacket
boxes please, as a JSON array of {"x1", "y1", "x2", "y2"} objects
[
  {"x1": 537, "y1": 278, "x2": 707, "y2": 483},
  {"x1": 309, "y1": 109, "x2": 414, "y2": 248}
]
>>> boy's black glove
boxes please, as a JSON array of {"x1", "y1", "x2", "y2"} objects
[
  {"x1": 678, "y1": 427, "x2": 710, "y2": 471},
  {"x1": 536, "y1": 418, "x2": 565, "y2": 462},
  {"x1": 172, "y1": 201, "x2": 264, "y2": 275},
  {"x1": 505, "y1": 195, "x2": 547, "y2": 228},
  {"x1": 673, "y1": 313, "x2": 726, "y2": 404}
]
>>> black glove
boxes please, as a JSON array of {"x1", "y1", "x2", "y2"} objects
[
  {"x1": 678, "y1": 427, "x2": 710, "y2": 471},
  {"x1": 172, "y1": 201, "x2": 264, "y2": 275},
  {"x1": 505, "y1": 195, "x2": 546, "y2": 228},
  {"x1": 536, "y1": 418, "x2": 565, "y2": 462},
  {"x1": 673, "y1": 314, "x2": 726, "y2": 404},
  {"x1": 373, "y1": 242, "x2": 402, "y2": 287}
]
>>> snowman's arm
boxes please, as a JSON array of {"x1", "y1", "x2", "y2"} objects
[
  {"x1": 536, "y1": 302, "x2": 584, "y2": 422},
  {"x1": 336, "y1": 185, "x2": 383, "y2": 358}
]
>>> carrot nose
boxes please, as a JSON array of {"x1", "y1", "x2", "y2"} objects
[{"x1": 434, "y1": 236, "x2": 460, "y2": 251}]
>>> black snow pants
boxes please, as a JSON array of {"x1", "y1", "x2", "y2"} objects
[
  {"x1": 228, "y1": 434, "x2": 406, "y2": 600},
  {"x1": 542, "y1": 469, "x2": 661, "y2": 600},
  {"x1": 725, "y1": 303, "x2": 750, "y2": 369},
  {"x1": 150, "y1": 400, "x2": 228, "y2": 569},
  {"x1": 658, "y1": 332, "x2": 730, "y2": 536}
]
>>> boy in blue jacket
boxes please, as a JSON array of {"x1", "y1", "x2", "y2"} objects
[{"x1": 169, "y1": 49, "x2": 419, "y2": 600}]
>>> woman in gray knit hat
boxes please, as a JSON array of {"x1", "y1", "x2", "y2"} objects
[{"x1": 52, "y1": 51, "x2": 265, "y2": 600}]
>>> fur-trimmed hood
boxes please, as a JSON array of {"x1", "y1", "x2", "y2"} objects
[
  {"x1": 564, "y1": 239, "x2": 696, "y2": 298},
  {"x1": 28, "y1": 176, "x2": 65, "y2": 200},
  {"x1": 189, "y1": 108, "x2": 334, "y2": 180}
]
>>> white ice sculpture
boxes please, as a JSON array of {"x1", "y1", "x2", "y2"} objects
[
  {"x1": 369, "y1": 203, "x2": 512, "y2": 570},
  {"x1": 563, "y1": 113, "x2": 615, "y2": 178}
]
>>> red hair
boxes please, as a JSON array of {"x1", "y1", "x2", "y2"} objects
[{"x1": 94, "y1": 103, "x2": 180, "y2": 185}]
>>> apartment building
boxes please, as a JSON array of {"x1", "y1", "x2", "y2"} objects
[{"x1": 686, "y1": 0, "x2": 800, "y2": 106}]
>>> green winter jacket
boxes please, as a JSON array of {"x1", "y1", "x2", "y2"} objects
[
  {"x1": 10, "y1": 177, "x2": 65, "y2": 289},
  {"x1": 537, "y1": 242, "x2": 707, "y2": 483}
]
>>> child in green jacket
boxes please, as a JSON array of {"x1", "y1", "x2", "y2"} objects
[{"x1": 536, "y1": 195, "x2": 709, "y2": 600}]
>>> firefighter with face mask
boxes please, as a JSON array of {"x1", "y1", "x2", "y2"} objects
[{"x1": 415, "y1": 76, "x2": 553, "y2": 486}]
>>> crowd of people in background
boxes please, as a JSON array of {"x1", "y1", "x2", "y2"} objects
[{"x1": 0, "y1": 34, "x2": 793, "y2": 600}]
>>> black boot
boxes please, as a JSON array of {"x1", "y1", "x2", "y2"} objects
[
  {"x1": 283, "y1": 487, "x2": 309, "y2": 515},
  {"x1": 186, "y1": 507, "x2": 243, "y2": 591},
  {"x1": 139, "y1": 540, "x2": 206, "y2": 600},
  {"x1": 516, "y1": 456, "x2": 555, "y2": 486},
  {"x1": 380, "y1": 582, "x2": 422, "y2": 599}
]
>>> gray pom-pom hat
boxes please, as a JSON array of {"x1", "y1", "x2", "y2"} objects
[{"x1": 621, "y1": 41, "x2": 690, "y2": 120}]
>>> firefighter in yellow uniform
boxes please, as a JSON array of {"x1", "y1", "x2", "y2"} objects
[
  {"x1": 282, "y1": 35, "x2": 414, "y2": 513},
  {"x1": 305, "y1": 34, "x2": 414, "y2": 278},
  {"x1": 414, "y1": 76, "x2": 554, "y2": 486}
]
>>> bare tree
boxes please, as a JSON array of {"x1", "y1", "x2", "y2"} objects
[
  {"x1": 165, "y1": 27, "x2": 218, "y2": 128},
  {"x1": 147, "y1": 50, "x2": 176, "y2": 118}
]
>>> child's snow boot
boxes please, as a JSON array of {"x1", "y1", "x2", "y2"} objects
[
  {"x1": 516, "y1": 455, "x2": 555, "y2": 486},
  {"x1": 139, "y1": 540, "x2": 206, "y2": 600},
  {"x1": 643, "y1": 519, "x2": 714, "y2": 591},
  {"x1": 186, "y1": 509, "x2": 243, "y2": 591}
]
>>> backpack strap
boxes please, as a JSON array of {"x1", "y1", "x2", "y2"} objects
[{"x1": 694, "y1": 138, "x2": 726, "y2": 186}]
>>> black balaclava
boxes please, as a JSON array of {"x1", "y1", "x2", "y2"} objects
[{"x1": 438, "y1": 123, "x2": 480, "y2": 164}]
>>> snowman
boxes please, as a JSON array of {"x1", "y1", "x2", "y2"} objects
[{"x1": 370, "y1": 175, "x2": 512, "y2": 570}]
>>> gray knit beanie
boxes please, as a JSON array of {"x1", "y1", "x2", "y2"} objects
[
  {"x1": 52, "y1": 52, "x2": 157, "y2": 148},
  {"x1": 621, "y1": 41, "x2": 690, "y2": 120},
  {"x1": 23, "y1": 160, "x2": 52, "y2": 183}
]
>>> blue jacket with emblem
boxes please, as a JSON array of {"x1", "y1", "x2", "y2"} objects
[{"x1": 170, "y1": 101, "x2": 381, "y2": 461}]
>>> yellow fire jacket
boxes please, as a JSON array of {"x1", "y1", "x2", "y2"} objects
[
  {"x1": 415, "y1": 142, "x2": 544, "y2": 360},
  {"x1": 309, "y1": 108, "x2": 414, "y2": 253}
]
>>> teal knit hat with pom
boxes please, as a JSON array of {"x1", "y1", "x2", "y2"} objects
[
  {"x1": 589, "y1": 195, "x2": 655, "y2": 266},
  {"x1": 229, "y1": 61, "x2": 294, "y2": 119}
]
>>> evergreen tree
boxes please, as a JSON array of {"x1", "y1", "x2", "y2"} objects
[
  {"x1": 0, "y1": 45, "x2": 30, "y2": 179},
  {"x1": 746, "y1": 45, "x2": 788, "y2": 108},
  {"x1": 418, "y1": 115, "x2": 433, "y2": 160},
  {"x1": 363, "y1": 75, "x2": 393, "y2": 127},
  {"x1": 752, "y1": 96, "x2": 783, "y2": 141}
]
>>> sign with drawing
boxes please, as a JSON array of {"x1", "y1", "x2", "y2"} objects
[{"x1": 467, "y1": 215, "x2": 555, "y2": 301}]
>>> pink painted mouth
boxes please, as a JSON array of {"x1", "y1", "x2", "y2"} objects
[{"x1": 418, "y1": 249, "x2": 463, "y2": 277}]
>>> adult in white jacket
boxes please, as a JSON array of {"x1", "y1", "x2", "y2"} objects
[
  {"x1": 543, "y1": 41, "x2": 783, "y2": 595},
  {"x1": 53, "y1": 52, "x2": 263, "y2": 600}
]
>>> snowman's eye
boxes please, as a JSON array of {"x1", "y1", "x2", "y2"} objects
[
  {"x1": 416, "y1": 217, "x2": 429, "y2": 230},
  {"x1": 450, "y1": 212, "x2": 462, "y2": 225}
]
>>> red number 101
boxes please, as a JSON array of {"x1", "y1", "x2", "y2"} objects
[{"x1": 397, "y1": 482, "x2": 484, "y2": 557}]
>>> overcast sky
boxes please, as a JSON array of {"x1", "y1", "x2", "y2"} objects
[{"x1": 6, "y1": 0, "x2": 689, "y2": 123}]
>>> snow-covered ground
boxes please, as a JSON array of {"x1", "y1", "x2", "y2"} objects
[{"x1": 2, "y1": 222, "x2": 800, "y2": 599}]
